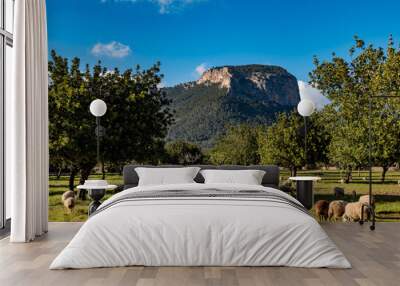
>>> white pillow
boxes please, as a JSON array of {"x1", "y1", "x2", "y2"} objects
[
  {"x1": 200, "y1": 169, "x2": 266, "y2": 185},
  {"x1": 135, "y1": 167, "x2": 200, "y2": 186}
]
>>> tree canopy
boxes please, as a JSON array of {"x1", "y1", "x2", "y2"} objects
[
  {"x1": 310, "y1": 36, "x2": 400, "y2": 181},
  {"x1": 258, "y1": 111, "x2": 328, "y2": 176},
  {"x1": 48, "y1": 50, "x2": 173, "y2": 189},
  {"x1": 209, "y1": 125, "x2": 261, "y2": 165},
  {"x1": 165, "y1": 140, "x2": 205, "y2": 165}
]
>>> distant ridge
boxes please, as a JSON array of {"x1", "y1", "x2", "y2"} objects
[{"x1": 165, "y1": 64, "x2": 300, "y2": 148}]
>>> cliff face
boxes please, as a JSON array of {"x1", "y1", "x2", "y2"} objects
[
  {"x1": 165, "y1": 64, "x2": 300, "y2": 148},
  {"x1": 197, "y1": 65, "x2": 299, "y2": 106},
  {"x1": 197, "y1": 67, "x2": 232, "y2": 89}
]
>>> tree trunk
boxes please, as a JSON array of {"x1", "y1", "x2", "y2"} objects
[
  {"x1": 344, "y1": 168, "x2": 352, "y2": 184},
  {"x1": 381, "y1": 165, "x2": 389, "y2": 183},
  {"x1": 68, "y1": 167, "x2": 77, "y2": 191},
  {"x1": 290, "y1": 167, "x2": 297, "y2": 177},
  {"x1": 56, "y1": 167, "x2": 62, "y2": 180}
]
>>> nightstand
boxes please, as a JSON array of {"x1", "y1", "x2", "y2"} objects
[
  {"x1": 77, "y1": 181, "x2": 117, "y2": 215},
  {"x1": 288, "y1": 176, "x2": 321, "y2": 209}
]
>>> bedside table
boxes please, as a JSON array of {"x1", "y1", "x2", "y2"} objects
[
  {"x1": 288, "y1": 176, "x2": 321, "y2": 209},
  {"x1": 77, "y1": 182, "x2": 117, "y2": 215}
]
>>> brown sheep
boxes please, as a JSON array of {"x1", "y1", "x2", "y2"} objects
[
  {"x1": 314, "y1": 200, "x2": 330, "y2": 220},
  {"x1": 61, "y1": 190, "x2": 76, "y2": 213},
  {"x1": 328, "y1": 200, "x2": 347, "y2": 221}
]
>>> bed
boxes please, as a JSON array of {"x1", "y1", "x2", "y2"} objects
[{"x1": 50, "y1": 165, "x2": 351, "y2": 269}]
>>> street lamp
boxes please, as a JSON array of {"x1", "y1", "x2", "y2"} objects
[
  {"x1": 297, "y1": 99, "x2": 315, "y2": 167},
  {"x1": 90, "y1": 99, "x2": 107, "y2": 164},
  {"x1": 85, "y1": 99, "x2": 107, "y2": 214}
]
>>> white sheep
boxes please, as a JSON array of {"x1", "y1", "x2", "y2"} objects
[
  {"x1": 343, "y1": 201, "x2": 370, "y2": 222},
  {"x1": 359, "y1": 195, "x2": 374, "y2": 206},
  {"x1": 61, "y1": 190, "x2": 76, "y2": 213}
]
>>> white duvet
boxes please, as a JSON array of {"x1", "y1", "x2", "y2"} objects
[{"x1": 50, "y1": 183, "x2": 351, "y2": 269}]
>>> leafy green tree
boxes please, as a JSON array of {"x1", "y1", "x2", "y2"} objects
[
  {"x1": 371, "y1": 36, "x2": 400, "y2": 181},
  {"x1": 258, "y1": 111, "x2": 328, "y2": 176},
  {"x1": 49, "y1": 52, "x2": 96, "y2": 191},
  {"x1": 48, "y1": 50, "x2": 174, "y2": 190},
  {"x1": 310, "y1": 36, "x2": 400, "y2": 182},
  {"x1": 210, "y1": 124, "x2": 260, "y2": 165},
  {"x1": 92, "y1": 63, "x2": 174, "y2": 172},
  {"x1": 165, "y1": 140, "x2": 204, "y2": 164}
]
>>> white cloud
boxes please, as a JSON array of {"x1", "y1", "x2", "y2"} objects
[
  {"x1": 91, "y1": 41, "x2": 131, "y2": 58},
  {"x1": 102, "y1": 0, "x2": 205, "y2": 14},
  {"x1": 298, "y1": 80, "x2": 330, "y2": 110},
  {"x1": 195, "y1": 63, "x2": 208, "y2": 76}
]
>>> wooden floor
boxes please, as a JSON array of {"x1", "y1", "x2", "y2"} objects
[{"x1": 0, "y1": 222, "x2": 399, "y2": 286}]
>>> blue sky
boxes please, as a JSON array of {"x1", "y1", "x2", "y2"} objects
[{"x1": 47, "y1": 0, "x2": 400, "y2": 87}]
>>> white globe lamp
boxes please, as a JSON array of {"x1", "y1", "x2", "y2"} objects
[
  {"x1": 297, "y1": 99, "x2": 315, "y2": 117},
  {"x1": 297, "y1": 99, "x2": 316, "y2": 170},
  {"x1": 90, "y1": 99, "x2": 107, "y2": 117}
]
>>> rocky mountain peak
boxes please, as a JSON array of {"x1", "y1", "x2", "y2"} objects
[
  {"x1": 197, "y1": 67, "x2": 232, "y2": 89},
  {"x1": 165, "y1": 64, "x2": 300, "y2": 147},
  {"x1": 196, "y1": 64, "x2": 299, "y2": 106}
]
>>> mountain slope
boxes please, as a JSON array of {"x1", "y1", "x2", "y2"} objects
[{"x1": 165, "y1": 64, "x2": 300, "y2": 148}]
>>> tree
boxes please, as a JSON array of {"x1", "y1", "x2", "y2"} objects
[
  {"x1": 165, "y1": 140, "x2": 204, "y2": 165},
  {"x1": 95, "y1": 63, "x2": 174, "y2": 170},
  {"x1": 209, "y1": 124, "x2": 260, "y2": 165},
  {"x1": 310, "y1": 36, "x2": 400, "y2": 182},
  {"x1": 48, "y1": 50, "x2": 174, "y2": 191},
  {"x1": 49, "y1": 52, "x2": 96, "y2": 191},
  {"x1": 258, "y1": 111, "x2": 328, "y2": 176}
]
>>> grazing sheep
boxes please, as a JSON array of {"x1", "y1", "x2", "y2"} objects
[
  {"x1": 328, "y1": 200, "x2": 347, "y2": 221},
  {"x1": 359, "y1": 195, "x2": 374, "y2": 206},
  {"x1": 314, "y1": 200, "x2": 330, "y2": 220},
  {"x1": 343, "y1": 202, "x2": 369, "y2": 222},
  {"x1": 61, "y1": 190, "x2": 76, "y2": 213},
  {"x1": 62, "y1": 190, "x2": 75, "y2": 202},
  {"x1": 63, "y1": 197, "x2": 75, "y2": 213}
]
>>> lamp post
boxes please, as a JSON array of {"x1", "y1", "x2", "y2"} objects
[
  {"x1": 86, "y1": 99, "x2": 107, "y2": 215},
  {"x1": 297, "y1": 99, "x2": 316, "y2": 168},
  {"x1": 89, "y1": 99, "x2": 107, "y2": 165}
]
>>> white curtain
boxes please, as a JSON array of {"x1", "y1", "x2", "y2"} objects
[{"x1": 8, "y1": 0, "x2": 49, "y2": 242}]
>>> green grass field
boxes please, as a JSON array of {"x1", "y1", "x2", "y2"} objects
[{"x1": 49, "y1": 169, "x2": 400, "y2": 222}]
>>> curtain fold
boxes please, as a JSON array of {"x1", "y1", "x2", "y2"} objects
[{"x1": 9, "y1": 0, "x2": 48, "y2": 242}]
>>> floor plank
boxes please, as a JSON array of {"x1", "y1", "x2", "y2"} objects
[{"x1": 0, "y1": 222, "x2": 399, "y2": 286}]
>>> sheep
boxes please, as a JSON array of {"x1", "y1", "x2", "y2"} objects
[
  {"x1": 314, "y1": 200, "x2": 330, "y2": 221},
  {"x1": 343, "y1": 202, "x2": 369, "y2": 222},
  {"x1": 63, "y1": 197, "x2": 75, "y2": 213},
  {"x1": 62, "y1": 190, "x2": 75, "y2": 202},
  {"x1": 61, "y1": 190, "x2": 76, "y2": 213},
  {"x1": 359, "y1": 195, "x2": 375, "y2": 206},
  {"x1": 328, "y1": 200, "x2": 347, "y2": 221}
]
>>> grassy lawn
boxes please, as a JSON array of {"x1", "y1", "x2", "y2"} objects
[
  {"x1": 49, "y1": 173, "x2": 123, "y2": 222},
  {"x1": 49, "y1": 169, "x2": 400, "y2": 222}
]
